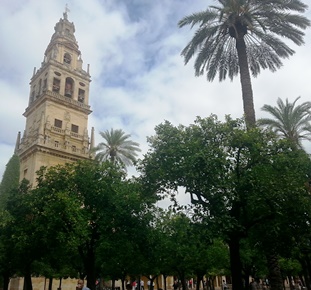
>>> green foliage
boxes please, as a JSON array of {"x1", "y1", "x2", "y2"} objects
[
  {"x1": 150, "y1": 209, "x2": 230, "y2": 289},
  {"x1": 139, "y1": 115, "x2": 311, "y2": 290},
  {"x1": 0, "y1": 154, "x2": 20, "y2": 209},
  {"x1": 96, "y1": 177, "x2": 156, "y2": 281},
  {"x1": 0, "y1": 154, "x2": 20, "y2": 289},
  {"x1": 141, "y1": 115, "x2": 310, "y2": 235},
  {"x1": 2, "y1": 160, "x2": 159, "y2": 289},
  {"x1": 279, "y1": 258, "x2": 302, "y2": 277},
  {"x1": 32, "y1": 161, "x2": 131, "y2": 283},
  {"x1": 1, "y1": 179, "x2": 34, "y2": 278},
  {"x1": 205, "y1": 239, "x2": 230, "y2": 277}
]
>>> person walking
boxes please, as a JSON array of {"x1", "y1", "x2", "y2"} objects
[
  {"x1": 77, "y1": 279, "x2": 90, "y2": 290},
  {"x1": 222, "y1": 280, "x2": 228, "y2": 290},
  {"x1": 250, "y1": 279, "x2": 259, "y2": 290},
  {"x1": 140, "y1": 280, "x2": 145, "y2": 290}
]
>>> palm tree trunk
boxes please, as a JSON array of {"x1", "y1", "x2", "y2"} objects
[{"x1": 236, "y1": 37, "x2": 256, "y2": 128}]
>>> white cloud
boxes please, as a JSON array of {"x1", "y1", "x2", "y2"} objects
[{"x1": 0, "y1": 1, "x2": 311, "y2": 209}]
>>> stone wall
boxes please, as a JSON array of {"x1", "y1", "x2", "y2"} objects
[{"x1": 9, "y1": 277, "x2": 78, "y2": 290}]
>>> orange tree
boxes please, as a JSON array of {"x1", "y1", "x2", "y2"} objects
[{"x1": 138, "y1": 115, "x2": 311, "y2": 290}]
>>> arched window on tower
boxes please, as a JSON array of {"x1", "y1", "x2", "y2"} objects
[
  {"x1": 78, "y1": 89, "x2": 85, "y2": 103},
  {"x1": 63, "y1": 53, "x2": 71, "y2": 65},
  {"x1": 53, "y1": 78, "x2": 60, "y2": 92},
  {"x1": 64, "y1": 78, "x2": 74, "y2": 98}
]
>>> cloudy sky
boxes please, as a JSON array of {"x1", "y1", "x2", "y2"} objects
[{"x1": 1, "y1": 0, "x2": 311, "y2": 205}]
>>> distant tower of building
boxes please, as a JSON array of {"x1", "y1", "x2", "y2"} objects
[{"x1": 18, "y1": 9, "x2": 94, "y2": 185}]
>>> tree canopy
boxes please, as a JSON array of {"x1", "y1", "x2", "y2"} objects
[
  {"x1": 0, "y1": 154, "x2": 20, "y2": 209},
  {"x1": 139, "y1": 115, "x2": 311, "y2": 290}
]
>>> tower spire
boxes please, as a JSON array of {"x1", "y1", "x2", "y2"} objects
[
  {"x1": 14, "y1": 131, "x2": 21, "y2": 155},
  {"x1": 90, "y1": 127, "x2": 95, "y2": 150}
]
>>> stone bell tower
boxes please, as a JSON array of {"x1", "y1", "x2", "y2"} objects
[{"x1": 18, "y1": 9, "x2": 95, "y2": 185}]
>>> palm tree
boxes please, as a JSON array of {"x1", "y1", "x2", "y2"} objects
[
  {"x1": 257, "y1": 96, "x2": 311, "y2": 290},
  {"x1": 178, "y1": 0, "x2": 310, "y2": 128},
  {"x1": 258, "y1": 97, "x2": 311, "y2": 149},
  {"x1": 92, "y1": 129, "x2": 141, "y2": 167}
]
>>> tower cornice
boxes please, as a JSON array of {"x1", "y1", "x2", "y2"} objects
[{"x1": 23, "y1": 90, "x2": 92, "y2": 117}]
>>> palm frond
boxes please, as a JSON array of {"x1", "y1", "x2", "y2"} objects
[
  {"x1": 258, "y1": 97, "x2": 311, "y2": 149},
  {"x1": 179, "y1": 0, "x2": 310, "y2": 81},
  {"x1": 93, "y1": 129, "x2": 141, "y2": 167}
]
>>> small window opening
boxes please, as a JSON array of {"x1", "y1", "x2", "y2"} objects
[
  {"x1": 71, "y1": 124, "x2": 79, "y2": 133},
  {"x1": 54, "y1": 119, "x2": 62, "y2": 128}
]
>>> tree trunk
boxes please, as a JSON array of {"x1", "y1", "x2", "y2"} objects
[
  {"x1": 2, "y1": 272, "x2": 10, "y2": 290},
  {"x1": 305, "y1": 254, "x2": 311, "y2": 290},
  {"x1": 121, "y1": 278, "x2": 126, "y2": 290},
  {"x1": 207, "y1": 277, "x2": 215, "y2": 290},
  {"x1": 163, "y1": 274, "x2": 167, "y2": 290},
  {"x1": 242, "y1": 273, "x2": 250, "y2": 290},
  {"x1": 235, "y1": 37, "x2": 256, "y2": 128},
  {"x1": 86, "y1": 265, "x2": 96, "y2": 290},
  {"x1": 300, "y1": 255, "x2": 311, "y2": 290},
  {"x1": 266, "y1": 249, "x2": 283, "y2": 290},
  {"x1": 196, "y1": 275, "x2": 203, "y2": 290},
  {"x1": 48, "y1": 277, "x2": 53, "y2": 290},
  {"x1": 84, "y1": 245, "x2": 96, "y2": 290},
  {"x1": 179, "y1": 273, "x2": 187, "y2": 290},
  {"x1": 112, "y1": 279, "x2": 116, "y2": 290},
  {"x1": 228, "y1": 235, "x2": 244, "y2": 290},
  {"x1": 58, "y1": 277, "x2": 62, "y2": 290},
  {"x1": 23, "y1": 272, "x2": 33, "y2": 290}
]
